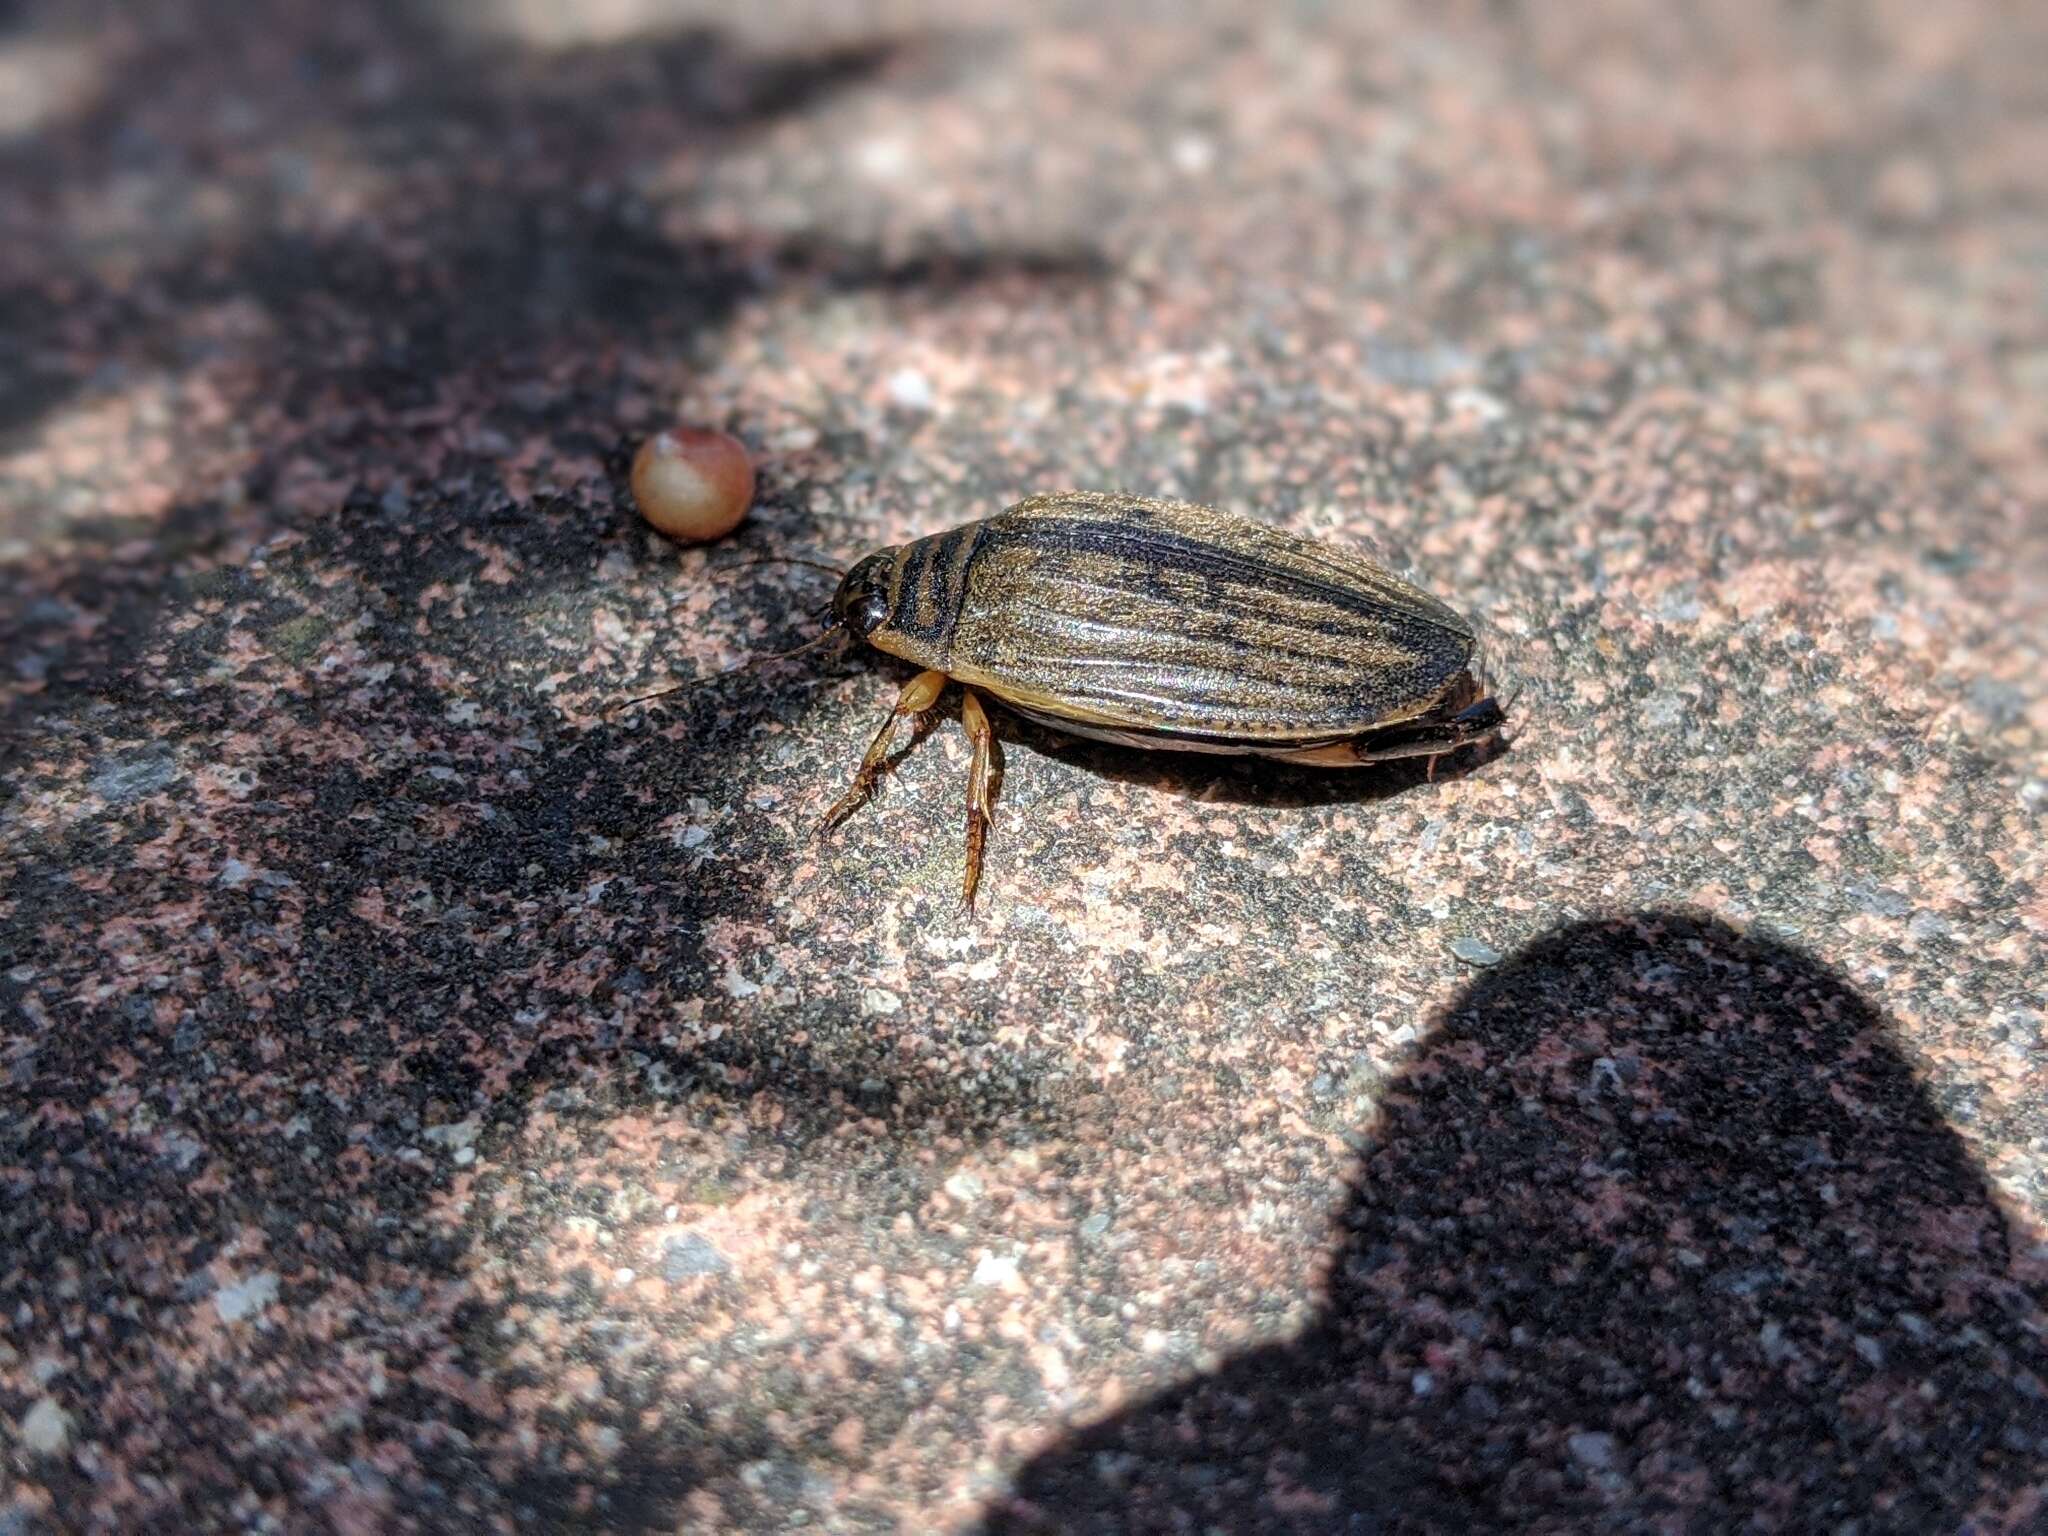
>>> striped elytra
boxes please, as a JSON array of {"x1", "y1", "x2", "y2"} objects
[
  {"x1": 833, "y1": 491, "x2": 1485, "y2": 749},
  {"x1": 820, "y1": 491, "x2": 1508, "y2": 905}
]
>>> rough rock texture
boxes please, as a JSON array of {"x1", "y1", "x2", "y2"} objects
[{"x1": 3, "y1": 2, "x2": 2044, "y2": 1532}]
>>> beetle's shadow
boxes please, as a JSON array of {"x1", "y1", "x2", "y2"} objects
[{"x1": 989, "y1": 701, "x2": 1511, "y2": 811}]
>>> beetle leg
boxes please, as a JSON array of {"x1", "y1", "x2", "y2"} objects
[
  {"x1": 1278, "y1": 736, "x2": 1458, "y2": 768},
  {"x1": 960, "y1": 687, "x2": 997, "y2": 910},
  {"x1": 1269, "y1": 740, "x2": 1381, "y2": 767},
  {"x1": 1345, "y1": 736, "x2": 1470, "y2": 765},
  {"x1": 1274, "y1": 699, "x2": 1507, "y2": 770},
  {"x1": 822, "y1": 669, "x2": 949, "y2": 833}
]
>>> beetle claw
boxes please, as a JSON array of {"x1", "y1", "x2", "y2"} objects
[{"x1": 819, "y1": 786, "x2": 870, "y2": 836}]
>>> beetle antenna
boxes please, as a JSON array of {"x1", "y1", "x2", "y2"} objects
[
  {"x1": 716, "y1": 555, "x2": 847, "y2": 580},
  {"x1": 607, "y1": 625, "x2": 844, "y2": 716}
]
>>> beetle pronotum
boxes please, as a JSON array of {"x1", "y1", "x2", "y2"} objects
[{"x1": 659, "y1": 491, "x2": 1507, "y2": 908}]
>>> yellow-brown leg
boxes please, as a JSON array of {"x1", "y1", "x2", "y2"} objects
[
  {"x1": 822, "y1": 669, "x2": 949, "y2": 833},
  {"x1": 960, "y1": 687, "x2": 997, "y2": 909}
]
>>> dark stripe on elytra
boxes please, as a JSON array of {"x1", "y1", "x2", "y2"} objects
[
  {"x1": 935, "y1": 524, "x2": 982, "y2": 642},
  {"x1": 998, "y1": 637, "x2": 1398, "y2": 713},
  {"x1": 889, "y1": 525, "x2": 981, "y2": 651},
  {"x1": 1000, "y1": 565, "x2": 1462, "y2": 684},
  {"x1": 1034, "y1": 542, "x2": 1464, "y2": 681},
  {"x1": 1011, "y1": 558, "x2": 1402, "y2": 646},
  {"x1": 1156, "y1": 576, "x2": 1462, "y2": 677},
  {"x1": 891, "y1": 534, "x2": 939, "y2": 634},
  {"x1": 1002, "y1": 609, "x2": 1456, "y2": 725},
  {"x1": 989, "y1": 517, "x2": 1438, "y2": 629},
  {"x1": 1009, "y1": 605, "x2": 1388, "y2": 693}
]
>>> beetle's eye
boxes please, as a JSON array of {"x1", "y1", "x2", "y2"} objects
[{"x1": 860, "y1": 592, "x2": 889, "y2": 632}]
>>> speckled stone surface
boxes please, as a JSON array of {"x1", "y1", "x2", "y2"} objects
[{"x1": 3, "y1": 2, "x2": 2045, "y2": 1532}]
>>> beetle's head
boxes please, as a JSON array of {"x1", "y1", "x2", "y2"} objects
[{"x1": 831, "y1": 551, "x2": 895, "y2": 639}]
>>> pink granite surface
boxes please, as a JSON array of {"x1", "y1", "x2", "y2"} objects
[{"x1": 3, "y1": 2, "x2": 2045, "y2": 1531}]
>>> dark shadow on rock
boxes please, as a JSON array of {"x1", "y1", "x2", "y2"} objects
[
  {"x1": 0, "y1": 8, "x2": 1101, "y2": 1529},
  {"x1": 0, "y1": 214, "x2": 1108, "y2": 764},
  {"x1": 0, "y1": 477, "x2": 1082, "y2": 1529},
  {"x1": 0, "y1": 5, "x2": 1100, "y2": 447},
  {"x1": 986, "y1": 913, "x2": 2048, "y2": 1534}
]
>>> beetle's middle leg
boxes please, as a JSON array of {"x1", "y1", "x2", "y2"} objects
[
  {"x1": 959, "y1": 687, "x2": 997, "y2": 910},
  {"x1": 822, "y1": 669, "x2": 949, "y2": 833}
]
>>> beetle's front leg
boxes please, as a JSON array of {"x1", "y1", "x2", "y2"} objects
[
  {"x1": 822, "y1": 669, "x2": 949, "y2": 834},
  {"x1": 959, "y1": 688, "x2": 998, "y2": 910}
]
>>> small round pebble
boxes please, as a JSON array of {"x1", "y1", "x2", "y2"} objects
[{"x1": 631, "y1": 426, "x2": 754, "y2": 543}]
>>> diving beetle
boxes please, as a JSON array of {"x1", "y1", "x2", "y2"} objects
[{"x1": 802, "y1": 491, "x2": 1507, "y2": 908}]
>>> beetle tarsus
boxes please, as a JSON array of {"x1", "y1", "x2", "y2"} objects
[
  {"x1": 819, "y1": 782, "x2": 873, "y2": 836},
  {"x1": 962, "y1": 811, "x2": 987, "y2": 911}
]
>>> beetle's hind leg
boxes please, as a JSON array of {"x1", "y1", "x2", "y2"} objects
[
  {"x1": 1271, "y1": 692, "x2": 1509, "y2": 772},
  {"x1": 959, "y1": 688, "x2": 999, "y2": 910},
  {"x1": 822, "y1": 669, "x2": 949, "y2": 833}
]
